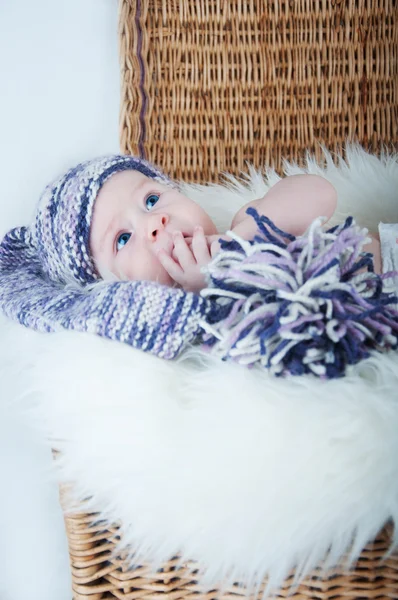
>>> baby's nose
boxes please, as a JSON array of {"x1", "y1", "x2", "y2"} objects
[{"x1": 147, "y1": 214, "x2": 169, "y2": 241}]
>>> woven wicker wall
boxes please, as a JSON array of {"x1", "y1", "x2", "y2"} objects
[{"x1": 119, "y1": 0, "x2": 398, "y2": 183}]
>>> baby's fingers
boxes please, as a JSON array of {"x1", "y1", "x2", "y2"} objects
[
  {"x1": 191, "y1": 226, "x2": 212, "y2": 264},
  {"x1": 157, "y1": 249, "x2": 184, "y2": 283},
  {"x1": 172, "y1": 231, "x2": 196, "y2": 268},
  {"x1": 210, "y1": 239, "x2": 221, "y2": 257}
]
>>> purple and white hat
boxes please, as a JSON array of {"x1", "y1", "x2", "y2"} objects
[{"x1": 31, "y1": 154, "x2": 174, "y2": 286}]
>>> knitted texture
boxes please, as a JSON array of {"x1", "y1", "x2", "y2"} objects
[
  {"x1": 200, "y1": 209, "x2": 398, "y2": 378},
  {"x1": 0, "y1": 226, "x2": 206, "y2": 357},
  {"x1": 0, "y1": 155, "x2": 206, "y2": 360},
  {"x1": 33, "y1": 154, "x2": 175, "y2": 285}
]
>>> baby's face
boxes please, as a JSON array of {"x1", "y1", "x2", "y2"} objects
[{"x1": 90, "y1": 170, "x2": 217, "y2": 285}]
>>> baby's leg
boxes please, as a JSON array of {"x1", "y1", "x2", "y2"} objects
[{"x1": 231, "y1": 174, "x2": 337, "y2": 239}]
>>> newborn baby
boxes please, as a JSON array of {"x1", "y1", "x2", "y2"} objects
[
  {"x1": 90, "y1": 167, "x2": 382, "y2": 293},
  {"x1": 0, "y1": 153, "x2": 393, "y2": 369}
]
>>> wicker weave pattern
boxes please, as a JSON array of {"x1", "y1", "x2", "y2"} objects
[
  {"x1": 119, "y1": 0, "x2": 398, "y2": 182},
  {"x1": 63, "y1": 502, "x2": 397, "y2": 600}
]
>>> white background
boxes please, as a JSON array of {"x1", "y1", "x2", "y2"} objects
[{"x1": 0, "y1": 1, "x2": 120, "y2": 598}]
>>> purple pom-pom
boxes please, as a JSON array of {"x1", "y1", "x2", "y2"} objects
[{"x1": 200, "y1": 209, "x2": 398, "y2": 378}]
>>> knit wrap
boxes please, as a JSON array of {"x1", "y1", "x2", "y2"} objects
[
  {"x1": 0, "y1": 154, "x2": 206, "y2": 360},
  {"x1": 0, "y1": 226, "x2": 207, "y2": 358}
]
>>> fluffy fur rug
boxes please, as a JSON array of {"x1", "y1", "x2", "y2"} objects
[{"x1": 1, "y1": 146, "x2": 398, "y2": 597}]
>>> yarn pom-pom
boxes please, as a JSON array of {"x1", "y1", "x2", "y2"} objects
[{"x1": 200, "y1": 208, "x2": 398, "y2": 378}]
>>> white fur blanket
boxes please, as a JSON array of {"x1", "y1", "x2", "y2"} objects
[{"x1": 1, "y1": 146, "x2": 398, "y2": 596}]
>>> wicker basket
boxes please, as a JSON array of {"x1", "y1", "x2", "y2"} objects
[
  {"x1": 63, "y1": 496, "x2": 397, "y2": 600},
  {"x1": 61, "y1": 0, "x2": 398, "y2": 597},
  {"x1": 119, "y1": 0, "x2": 398, "y2": 182}
]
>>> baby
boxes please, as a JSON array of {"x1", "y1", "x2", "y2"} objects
[
  {"x1": 0, "y1": 153, "x2": 394, "y2": 368},
  {"x1": 89, "y1": 161, "x2": 382, "y2": 294}
]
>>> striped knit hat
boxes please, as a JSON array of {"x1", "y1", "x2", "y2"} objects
[
  {"x1": 31, "y1": 154, "x2": 175, "y2": 286},
  {"x1": 0, "y1": 155, "x2": 209, "y2": 360}
]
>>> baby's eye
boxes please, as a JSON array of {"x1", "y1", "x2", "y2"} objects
[
  {"x1": 116, "y1": 232, "x2": 131, "y2": 252},
  {"x1": 145, "y1": 193, "x2": 160, "y2": 210}
]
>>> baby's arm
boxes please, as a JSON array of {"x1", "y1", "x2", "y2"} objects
[
  {"x1": 214, "y1": 175, "x2": 382, "y2": 274},
  {"x1": 231, "y1": 174, "x2": 337, "y2": 240}
]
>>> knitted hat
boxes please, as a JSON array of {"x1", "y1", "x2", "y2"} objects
[
  {"x1": 0, "y1": 155, "x2": 209, "y2": 359},
  {"x1": 31, "y1": 154, "x2": 175, "y2": 286}
]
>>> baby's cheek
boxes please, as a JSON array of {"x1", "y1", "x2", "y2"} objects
[
  {"x1": 120, "y1": 251, "x2": 175, "y2": 286},
  {"x1": 113, "y1": 251, "x2": 140, "y2": 281},
  {"x1": 203, "y1": 215, "x2": 218, "y2": 236}
]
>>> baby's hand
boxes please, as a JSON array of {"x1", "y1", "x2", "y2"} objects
[
  {"x1": 157, "y1": 226, "x2": 213, "y2": 293},
  {"x1": 184, "y1": 234, "x2": 223, "y2": 258},
  {"x1": 205, "y1": 234, "x2": 224, "y2": 257}
]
